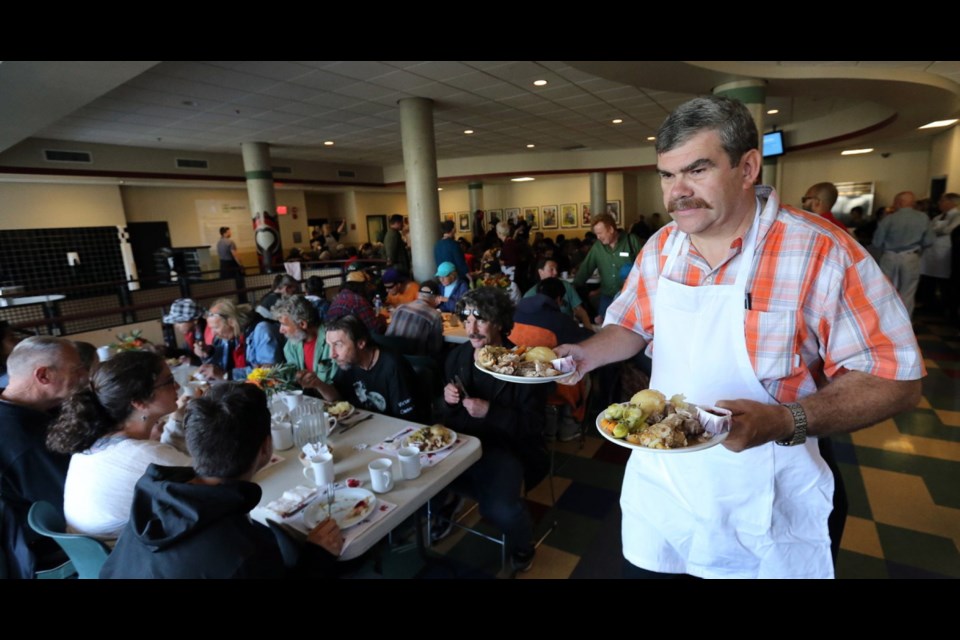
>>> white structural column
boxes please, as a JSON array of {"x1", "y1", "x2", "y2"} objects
[
  {"x1": 241, "y1": 141, "x2": 281, "y2": 271},
  {"x1": 399, "y1": 97, "x2": 441, "y2": 281},
  {"x1": 590, "y1": 172, "x2": 607, "y2": 223},
  {"x1": 713, "y1": 80, "x2": 776, "y2": 188}
]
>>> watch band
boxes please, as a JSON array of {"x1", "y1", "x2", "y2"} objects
[{"x1": 776, "y1": 401, "x2": 808, "y2": 446}]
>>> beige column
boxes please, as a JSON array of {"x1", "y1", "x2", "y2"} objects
[
  {"x1": 590, "y1": 172, "x2": 607, "y2": 224},
  {"x1": 713, "y1": 80, "x2": 776, "y2": 188},
  {"x1": 399, "y1": 97, "x2": 441, "y2": 281},
  {"x1": 241, "y1": 141, "x2": 281, "y2": 272}
]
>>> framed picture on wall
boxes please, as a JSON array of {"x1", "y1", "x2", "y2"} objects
[
  {"x1": 523, "y1": 206, "x2": 540, "y2": 230},
  {"x1": 486, "y1": 209, "x2": 503, "y2": 227},
  {"x1": 457, "y1": 211, "x2": 471, "y2": 232},
  {"x1": 580, "y1": 202, "x2": 592, "y2": 227},
  {"x1": 560, "y1": 203, "x2": 578, "y2": 229},
  {"x1": 606, "y1": 200, "x2": 622, "y2": 225},
  {"x1": 442, "y1": 212, "x2": 456, "y2": 224},
  {"x1": 541, "y1": 205, "x2": 558, "y2": 229},
  {"x1": 504, "y1": 208, "x2": 520, "y2": 224}
]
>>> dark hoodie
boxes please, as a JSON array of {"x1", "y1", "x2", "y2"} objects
[{"x1": 100, "y1": 464, "x2": 284, "y2": 579}]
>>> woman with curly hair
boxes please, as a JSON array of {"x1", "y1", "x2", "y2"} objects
[{"x1": 46, "y1": 350, "x2": 191, "y2": 541}]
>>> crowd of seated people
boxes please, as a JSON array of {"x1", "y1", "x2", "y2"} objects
[{"x1": 1, "y1": 217, "x2": 639, "y2": 579}]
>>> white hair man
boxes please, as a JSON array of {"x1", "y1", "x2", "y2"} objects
[{"x1": 1, "y1": 336, "x2": 88, "y2": 578}]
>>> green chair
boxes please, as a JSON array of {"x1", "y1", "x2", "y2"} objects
[{"x1": 27, "y1": 502, "x2": 111, "y2": 579}]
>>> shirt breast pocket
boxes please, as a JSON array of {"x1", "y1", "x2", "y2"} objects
[{"x1": 744, "y1": 309, "x2": 800, "y2": 382}]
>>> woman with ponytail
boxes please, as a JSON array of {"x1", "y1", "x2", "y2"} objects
[{"x1": 46, "y1": 350, "x2": 192, "y2": 541}]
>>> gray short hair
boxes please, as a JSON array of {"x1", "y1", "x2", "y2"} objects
[
  {"x1": 6, "y1": 336, "x2": 76, "y2": 379},
  {"x1": 496, "y1": 221, "x2": 510, "y2": 238},
  {"x1": 656, "y1": 95, "x2": 758, "y2": 167},
  {"x1": 272, "y1": 294, "x2": 319, "y2": 327}
]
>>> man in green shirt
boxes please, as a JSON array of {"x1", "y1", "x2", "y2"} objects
[
  {"x1": 573, "y1": 212, "x2": 641, "y2": 323},
  {"x1": 524, "y1": 256, "x2": 593, "y2": 330}
]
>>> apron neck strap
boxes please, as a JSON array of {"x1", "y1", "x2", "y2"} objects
[{"x1": 663, "y1": 198, "x2": 762, "y2": 288}]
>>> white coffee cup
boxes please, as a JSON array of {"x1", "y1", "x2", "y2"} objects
[
  {"x1": 305, "y1": 451, "x2": 334, "y2": 486},
  {"x1": 281, "y1": 390, "x2": 304, "y2": 413},
  {"x1": 397, "y1": 446, "x2": 421, "y2": 480},
  {"x1": 368, "y1": 458, "x2": 395, "y2": 493},
  {"x1": 271, "y1": 421, "x2": 293, "y2": 451},
  {"x1": 96, "y1": 345, "x2": 113, "y2": 362}
]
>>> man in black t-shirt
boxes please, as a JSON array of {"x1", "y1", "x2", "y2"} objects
[{"x1": 300, "y1": 315, "x2": 424, "y2": 423}]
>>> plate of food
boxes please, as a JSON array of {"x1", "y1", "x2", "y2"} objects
[
  {"x1": 596, "y1": 389, "x2": 731, "y2": 453},
  {"x1": 402, "y1": 424, "x2": 457, "y2": 454},
  {"x1": 302, "y1": 488, "x2": 377, "y2": 530},
  {"x1": 474, "y1": 345, "x2": 575, "y2": 384},
  {"x1": 324, "y1": 400, "x2": 355, "y2": 420}
]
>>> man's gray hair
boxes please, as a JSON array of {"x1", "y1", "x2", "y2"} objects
[
  {"x1": 656, "y1": 95, "x2": 758, "y2": 167},
  {"x1": 942, "y1": 192, "x2": 960, "y2": 207},
  {"x1": 6, "y1": 336, "x2": 75, "y2": 379},
  {"x1": 495, "y1": 221, "x2": 510, "y2": 238},
  {"x1": 272, "y1": 294, "x2": 319, "y2": 328}
]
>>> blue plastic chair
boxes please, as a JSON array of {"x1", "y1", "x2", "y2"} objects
[{"x1": 27, "y1": 502, "x2": 111, "y2": 579}]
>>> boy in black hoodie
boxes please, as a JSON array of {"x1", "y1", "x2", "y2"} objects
[{"x1": 101, "y1": 382, "x2": 340, "y2": 578}]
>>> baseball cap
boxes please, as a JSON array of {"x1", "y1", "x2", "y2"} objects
[
  {"x1": 345, "y1": 270, "x2": 368, "y2": 283},
  {"x1": 435, "y1": 262, "x2": 457, "y2": 277},
  {"x1": 162, "y1": 298, "x2": 204, "y2": 324},
  {"x1": 382, "y1": 268, "x2": 401, "y2": 285},
  {"x1": 419, "y1": 280, "x2": 441, "y2": 297}
]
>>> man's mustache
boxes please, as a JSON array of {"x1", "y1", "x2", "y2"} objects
[{"x1": 668, "y1": 197, "x2": 712, "y2": 213}]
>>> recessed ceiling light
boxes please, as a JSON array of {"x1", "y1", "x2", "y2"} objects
[
  {"x1": 919, "y1": 119, "x2": 958, "y2": 129},
  {"x1": 646, "y1": 136, "x2": 656, "y2": 141},
  {"x1": 840, "y1": 148, "x2": 873, "y2": 156},
  {"x1": 612, "y1": 119, "x2": 623, "y2": 124},
  {"x1": 323, "y1": 141, "x2": 335, "y2": 146},
  {"x1": 437, "y1": 187, "x2": 443, "y2": 191},
  {"x1": 767, "y1": 109, "x2": 779, "y2": 115},
  {"x1": 511, "y1": 177, "x2": 535, "y2": 182},
  {"x1": 526, "y1": 144, "x2": 536, "y2": 149},
  {"x1": 463, "y1": 129, "x2": 474, "y2": 135},
  {"x1": 533, "y1": 80, "x2": 548, "y2": 86}
]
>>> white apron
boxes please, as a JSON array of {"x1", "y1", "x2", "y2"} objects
[{"x1": 621, "y1": 204, "x2": 834, "y2": 579}]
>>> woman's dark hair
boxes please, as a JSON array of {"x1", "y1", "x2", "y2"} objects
[
  {"x1": 304, "y1": 276, "x2": 326, "y2": 297},
  {"x1": 536, "y1": 277, "x2": 566, "y2": 301},
  {"x1": 46, "y1": 350, "x2": 165, "y2": 454}
]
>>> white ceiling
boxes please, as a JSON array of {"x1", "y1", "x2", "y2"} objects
[{"x1": 2, "y1": 61, "x2": 959, "y2": 168}]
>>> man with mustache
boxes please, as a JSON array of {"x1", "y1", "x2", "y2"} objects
[{"x1": 557, "y1": 95, "x2": 923, "y2": 579}]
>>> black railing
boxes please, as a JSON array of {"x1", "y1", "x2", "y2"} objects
[{"x1": 0, "y1": 259, "x2": 386, "y2": 337}]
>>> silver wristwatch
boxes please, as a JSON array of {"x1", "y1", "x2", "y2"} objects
[{"x1": 776, "y1": 402, "x2": 807, "y2": 446}]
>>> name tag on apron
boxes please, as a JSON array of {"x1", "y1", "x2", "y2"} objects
[{"x1": 619, "y1": 252, "x2": 629, "y2": 257}]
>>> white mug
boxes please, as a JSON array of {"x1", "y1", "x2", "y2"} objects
[
  {"x1": 368, "y1": 458, "x2": 395, "y2": 493},
  {"x1": 271, "y1": 421, "x2": 294, "y2": 451},
  {"x1": 397, "y1": 446, "x2": 422, "y2": 480},
  {"x1": 280, "y1": 390, "x2": 304, "y2": 413},
  {"x1": 96, "y1": 345, "x2": 113, "y2": 362},
  {"x1": 307, "y1": 451, "x2": 334, "y2": 486}
]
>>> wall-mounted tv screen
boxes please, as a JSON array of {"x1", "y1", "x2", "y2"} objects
[{"x1": 763, "y1": 130, "x2": 784, "y2": 158}]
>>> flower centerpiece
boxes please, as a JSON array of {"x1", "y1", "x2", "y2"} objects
[
  {"x1": 246, "y1": 362, "x2": 299, "y2": 397},
  {"x1": 111, "y1": 330, "x2": 151, "y2": 352}
]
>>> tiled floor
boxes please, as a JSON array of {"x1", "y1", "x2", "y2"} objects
[{"x1": 352, "y1": 310, "x2": 960, "y2": 579}]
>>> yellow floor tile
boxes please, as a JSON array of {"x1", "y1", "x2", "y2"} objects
[
  {"x1": 860, "y1": 467, "x2": 960, "y2": 548},
  {"x1": 917, "y1": 396, "x2": 932, "y2": 409},
  {"x1": 851, "y1": 419, "x2": 960, "y2": 462},
  {"x1": 934, "y1": 409, "x2": 960, "y2": 427},
  {"x1": 840, "y1": 515, "x2": 884, "y2": 559},
  {"x1": 924, "y1": 359, "x2": 939, "y2": 370},
  {"x1": 526, "y1": 476, "x2": 572, "y2": 507},
  {"x1": 516, "y1": 544, "x2": 579, "y2": 579}
]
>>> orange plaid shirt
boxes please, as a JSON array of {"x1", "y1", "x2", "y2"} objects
[{"x1": 604, "y1": 186, "x2": 925, "y2": 403}]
